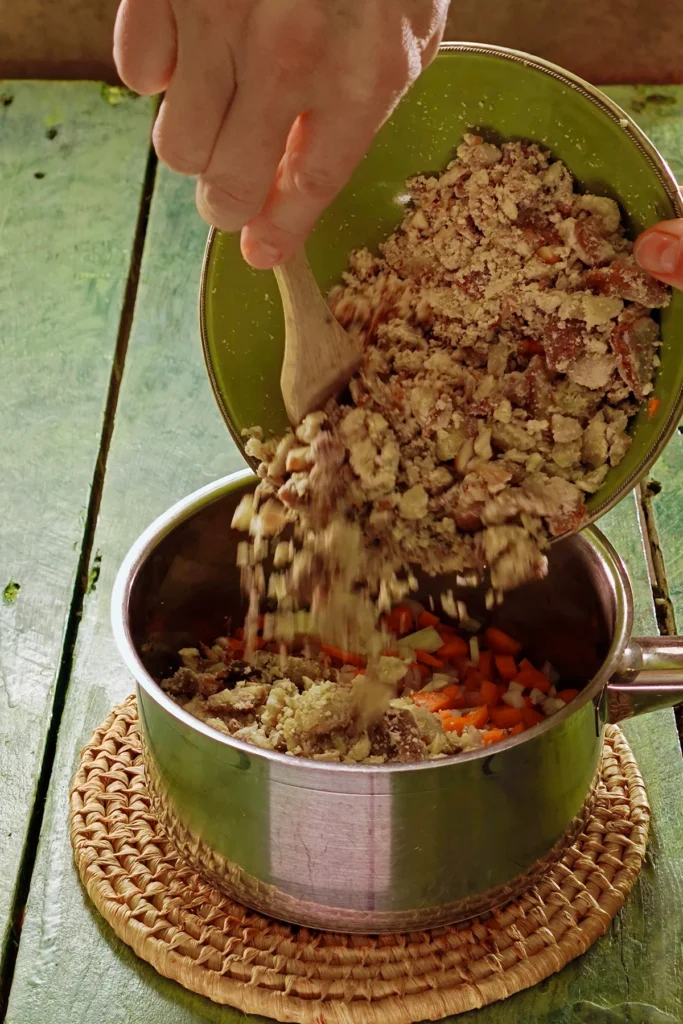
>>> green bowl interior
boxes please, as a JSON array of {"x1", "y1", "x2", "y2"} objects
[{"x1": 202, "y1": 47, "x2": 683, "y2": 518}]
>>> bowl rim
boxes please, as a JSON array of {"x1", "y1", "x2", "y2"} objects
[
  {"x1": 111, "y1": 470, "x2": 633, "y2": 776},
  {"x1": 198, "y1": 40, "x2": 683, "y2": 532}
]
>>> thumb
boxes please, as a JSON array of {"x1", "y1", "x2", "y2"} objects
[{"x1": 634, "y1": 218, "x2": 683, "y2": 291}]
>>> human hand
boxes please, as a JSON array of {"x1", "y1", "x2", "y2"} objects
[
  {"x1": 635, "y1": 214, "x2": 683, "y2": 291},
  {"x1": 114, "y1": 0, "x2": 449, "y2": 269}
]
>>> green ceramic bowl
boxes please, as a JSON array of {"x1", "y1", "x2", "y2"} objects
[{"x1": 200, "y1": 42, "x2": 683, "y2": 524}]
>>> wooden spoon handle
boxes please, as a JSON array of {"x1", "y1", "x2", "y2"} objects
[
  {"x1": 274, "y1": 247, "x2": 327, "y2": 326},
  {"x1": 275, "y1": 247, "x2": 363, "y2": 425}
]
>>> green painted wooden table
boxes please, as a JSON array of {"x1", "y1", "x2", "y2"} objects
[{"x1": 0, "y1": 81, "x2": 681, "y2": 1024}]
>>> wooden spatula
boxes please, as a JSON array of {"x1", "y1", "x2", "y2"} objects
[{"x1": 274, "y1": 247, "x2": 364, "y2": 426}]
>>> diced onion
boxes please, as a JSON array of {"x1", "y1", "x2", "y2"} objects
[
  {"x1": 542, "y1": 696, "x2": 566, "y2": 716},
  {"x1": 397, "y1": 626, "x2": 443, "y2": 653},
  {"x1": 420, "y1": 673, "x2": 455, "y2": 693},
  {"x1": 502, "y1": 688, "x2": 525, "y2": 709}
]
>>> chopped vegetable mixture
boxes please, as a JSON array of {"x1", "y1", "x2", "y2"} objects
[{"x1": 161, "y1": 602, "x2": 579, "y2": 763}]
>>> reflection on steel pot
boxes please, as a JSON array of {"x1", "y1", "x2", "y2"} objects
[{"x1": 111, "y1": 471, "x2": 683, "y2": 934}]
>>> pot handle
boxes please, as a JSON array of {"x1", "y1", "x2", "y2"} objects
[{"x1": 607, "y1": 636, "x2": 683, "y2": 723}]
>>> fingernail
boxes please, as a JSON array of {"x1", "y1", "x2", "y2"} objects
[
  {"x1": 242, "y1": 239, "x2": 283, "y2": 270},
  {"x1": 635, "y1": 232, "x2": 682, "y2": 276}
]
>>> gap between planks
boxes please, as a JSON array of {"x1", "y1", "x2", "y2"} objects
[
  {"x1": 0, "y1": 145, "x2": 158, "y2": 1020},
  {"x1": 639, "y1": 480, "x2": 678, "y2": 637},
  {"x1": 638, "y1": 473, "x2": 683, "y2": 751}
]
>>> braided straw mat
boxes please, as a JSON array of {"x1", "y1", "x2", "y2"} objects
[{"x1": 70, "y1": 696, "x2": 649, "y2": 1024}]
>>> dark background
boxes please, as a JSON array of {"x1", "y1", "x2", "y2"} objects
[{"x1": 0, "y1": 0, "x2": 681, "y2": 85}]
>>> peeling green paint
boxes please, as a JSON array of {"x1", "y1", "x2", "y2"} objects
[
  {"x1": 101, "y1": 84, "x2": 136, "y2": 106},
  {"x1": 43, "y1": 109, "x2": 63, "y2": 128},
  {"x1": 86, "y1": 551, "x2": 102, "y2": 594},
  {"x1": 2, "y1": 580, "x2": 20, "y2": 605}
]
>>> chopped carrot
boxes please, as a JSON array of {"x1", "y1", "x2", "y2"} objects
[
  {"x1": 225, "y1": 637, "x2": 243, "y2": 651},
  {"x1": 439, "y1": 711, "x2": 466, "y2": 734},
  {"x1": 439, "y1": 705, "x2": 489, "y2": 734},
  {"x1": 436, "y1": 624, "x2": 456, "y2": 641},
  {"x1": 495, "y1": 654, "x2": 518, "y2": 681},
  {"x1": 481, "y1": 728, "x2": 508, "y2": 746},
  {"x1": 412, "y1": 691, "x2": 454, "y2": 713},
  {"x1": 515, "y1": 661, "x2": 551, "y2": 691},
  {"x1": 415, "y1": 649, "x2": 444, "y2": 668},
  {"x1": 480, "y1": 680, "x2": 500, "y2": 707},
  {"x1": 463, "y1": 705, "x2": 489, "y2": 730},
  {"x1": 465, "y1": 667, "x2": 482, "y2": 688},
  {"x1": 497, "y1": 683, "x2": 509, "y2": 701},
  {"x1": 320, "y1": 644, "x2": 365, "y2": 668},
  {"x1": 521, "y1": 707, "x2": 545, "y2": 728},
  {"x1": 478, "y1": 650, "x2": 494, "y2": 680},
  {"x1": 386, "y1": 604, "x2": 414, "y2": 636},
  {"x1": 415, "y1": 663, "x2": 431, "y2": 680},
  {"x1": 515, "y1": 669, "x2": 550, "y2": 693},
  {"x1": 509, "y1": 722, "x2": 527, "y2": 736},
  {"x1": 484, "y1": 627, "x2": 522, "y2": 657},
  {"x1": 490, "y1": 705, "x2": 524, "y2": 729},
  {"x1": 437, "y1": 636, "x2": 469, "y2": 659},
  {"x1": 558, "y1": 688, "x2": 580, "y2": 704},
  {"x1": 234, "y1": 627, "x2": 244, "y2": 641},
  {"x1": 464, "y1": 689, "x2": 483, "y2": 707},
  {"x1": 648, "y1": 396, "x2": 660, "y2": 419},
  {"x1": 440, "y1": 685, "x2": 466, "y2": 709},
  {"x1": 418, "y1": 610, "x2": 441, "y2": 629}
]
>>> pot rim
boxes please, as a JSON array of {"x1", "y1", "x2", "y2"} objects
[
  {"x1": 111, "y1": 471, "x2": 633, "y2": 776},
  {"x1": 198, "y1": 40, "x2": 683, "y2": 526}
]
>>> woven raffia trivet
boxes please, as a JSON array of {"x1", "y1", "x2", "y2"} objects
[{"x1": 70, "y1": 696, "x2": 649, "y2": 1024}]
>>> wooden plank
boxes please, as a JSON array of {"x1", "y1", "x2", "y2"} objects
[
  {"x1": 0, "y1": 82, "x2": 154, "y2": 964},
  {"x1": 605, "y1": 85, "x2": 683, "y2": 183},
  {"x1": 6, "y1": 91, "x2": 683, "y2": 1023},
  {"x1": 601, "y1": 492, "x2": 657, "y2": 637}
]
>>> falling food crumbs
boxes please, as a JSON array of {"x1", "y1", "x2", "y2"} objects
[{"x1": 240, "y1": 133, "x2": 668, "y2": 599}]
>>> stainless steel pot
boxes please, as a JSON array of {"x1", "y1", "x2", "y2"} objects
[{"x1": 112, "y1": 470, "x2": 683, "y2": 934}]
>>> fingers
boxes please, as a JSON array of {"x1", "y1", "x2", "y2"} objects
[
  {"x1": 240, "y1": 106, "x2": 382, "y2": 269},
  {"x1": 196, "y1": 82, "x2": 301, "y2": 234},
  {"x1": 152, "y1": 4, "x2": 236, "y2": 177},
  {"x1": 196, "y1": 0, "x2": 324, "y2": 233},
  {"x1": 634, "y1": 219, "x2": 683, "y2": 291},
  {"x1": 114, "y1": 0, "x2": 177, "y2": 96}
]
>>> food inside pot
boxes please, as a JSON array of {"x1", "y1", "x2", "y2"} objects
[{"x1": 160, "y1": 601, "x2": 581, "y2": 764}]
